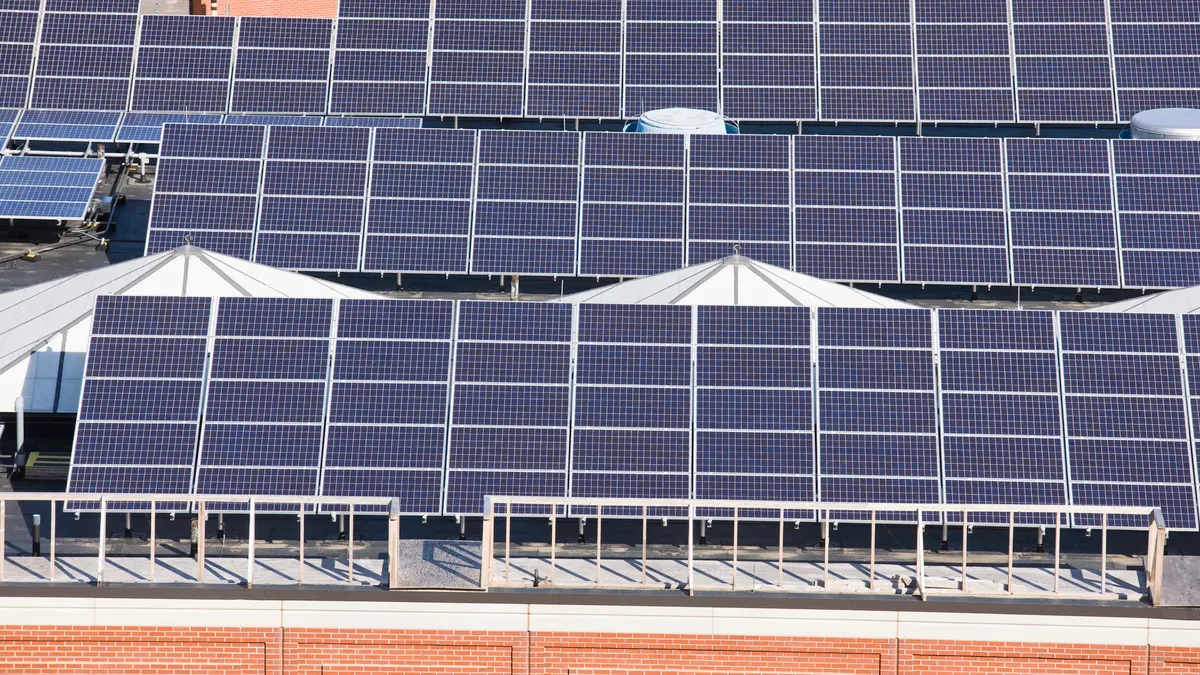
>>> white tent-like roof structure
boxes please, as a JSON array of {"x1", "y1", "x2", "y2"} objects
[
  {"x1": 1088, "y1": 286, "x2": 1200, "y2": 314},
  {"x1": 0, "y1": 245, "x2": 383, "y2": 413},
  {"x1": 549, "y1": 254, "x2": 915, "y2": 308}
]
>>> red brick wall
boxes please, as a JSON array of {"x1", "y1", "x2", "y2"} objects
[
  {"x1": 4, "y1": 626, "x2": 1200, "y2": 675},
  {"x1": 196, "y1": 0, "x2": 337, "y2": 18}
]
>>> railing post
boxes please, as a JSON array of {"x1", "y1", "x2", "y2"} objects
[
  {"x1": 504, "y1": 504, "x2": 511, "y2": 584},
  {"x1": 480, "y1": 499, "x2": 494, "y2": 590},
  {"x1": 1150, "y1": 509, "x2": 1166, "y2": 606},
  {"x1": 388, "y1": 498, "x2": 400, "y2": 589},
  {"x1": 1053, "y1": 510, "x2": 1061, "y2": 594},
  {"x1": 150, "y1": 501, "x2": 156, "y2": 583},
  {"x1": 686, "y1": 502, "x2": 695, "y2": 595},
  {"x1": 247, "y1": 498, "x2": 255, "y2": 588},
  {"x1": 778, "y1": 508, "x2": 785, "y2": 590},
  {"x1": 916, "y1": 509, "x2": 924, "y2": 598},
  {"x1": 823, "y1": 509, "x2": 830, "y2": 590},
  {"x1": 732, "y1": 507, "x2": 738, "y2": 590},
  {"x1": 961, "y1": 510, "x2": 968, "y2": 593},
  {"x1": 49, "y1": 499, "x2": 56, "y2": 582},
  {"x1": 97, "y1": 497, "x2": 106, "y2": 584},
  {"x1": 1100, "y1": 511, "x2": 1107, "y2": 596},
  {"x1": 641, "y1": 505, "x2": 647, "y2": 586},
  {"x1": 595, "y1": 505, "x2": 602, "y2": 586},
  {"x1": 551, "y1": 503, "x2": 558, "y2": 586},
  {"x1": 298, "y1": 507, "x2": 305, "y2": 585},
  {"x1": 869, "y1": 509, "x2": 876, "y2": 592},
  {"x1": 347, "y1": 503, "x2": 355, "y2": 584},
  {"x1": 1007, "y1": 511, "x2": 1014, "y2": 594},
  {"x1": 197, "y1": 501, "x2": 206, "y2": 584}
]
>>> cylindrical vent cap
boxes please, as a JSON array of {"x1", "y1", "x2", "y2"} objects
[
  {"x1": 633, "y1": 108, "x2": 735, "y2": 134},
  {"x1": 1130, "y1": 108, "x2": 1200, "y2": 140}
]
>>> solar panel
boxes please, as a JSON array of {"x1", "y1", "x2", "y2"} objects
[
  {"x1": 1111, "y1": 0, "x2": 1200, "y2": 121},
  {"x1": 470, "y1": 130, "x2": 580, "y2": 275},
  {"x1": 687, "y1": 134, "x2": 792, "y2": 268},
  {"x1": 572, "y1": 304, "x2": 692, "y2": 515},
  {"x1": 1115, "y1": 140, "x2": 1200, "y2": 288},
  {"x1": 624, "y1": 0, "x2": 719, "y2": 116},
  {"x1": 145, "y1": 123, "x2": 265, "y2": 258},
  {"x1": 816, "y1": 307, "x2": 940, "y2": 519},
  {"x1": 818, "y1": 0, "x2": 915, "y2": 121},
  {"x1": 915, "y1": 0, "x2": 1015, "y2": 122},
  {"x1": 253, "y1": 126, "x2": 369, "y2": 271},
  {"x1": 324, "y1": 116, "x2": 423, "y2": 128},
  {"x1": 445, "y1": 301, "x2": 573, "y2": 515},
  {"x1": 794, "y1": 135, "x2": 900, "y2": 282},
  {"x1": 364, "y1": 127, "x2": 475, "y2": 273},
  {"x1": 194, "y1": 297, "x2": 334, "y2": 510},
  {"x1": 579, "y1": 132, "x2": 685, "y2": 277},
  {"x1": 0, "y1": 155, "x2": 104, "y2": 220},
  {"x1": 899, "y1": 137, "x2": 1009, "y2": 285},
  {"x1": 1012, "y1": 0, "x2": 1116, "y2": 123},
  {"x1": 428, "y1": 0, "x2": 525, "y2": 116},
  {"x1": 1059, "y1": 312, "x2": 1197, "y2": 529},
  {"x1": 115, "y1": 112, "x2": 225, "y2": 143},
  {"x1": 0, "y1": 108, "x2": 15, "y2": 148},
  {"x1": 721, "y1": 0, "x2": 817, "y2": 120},
  {"x1": 30, "y1": 8, "x2": 137, "y2": 110},
  {"x1": 694, "y1": 306, "x2": 814, "y2": 518},
  {"x1": 937, "y1": 309, "x2": 1067, "y2": 523},
  {"x1": 1006, "y1": 138, "x2": 1119, "y2": 287},
  {"x1": 0, "y1": 6, "x2": 38, "y2": 109},
  {"x1": 231, "y1": 18, "x2": 333, "y2": 114},
  {"x1": 131, "y1": 15, "x2": 235, "y2": 113},
  {"x1": 66, "y1": 296, "x2": 212, "y2": 506},
  {"x1": 527, "y1": 0, "x2": 621, "y2": 118},
  {"x1": 12, "y1": 109, "x2": 122, "y2": 142},
  {"x1": 323, "y1": 299, "x2": 452, "y2": 515},
  {"x1": 332, "y1": 2, "x2": 430, "y2": 115}
]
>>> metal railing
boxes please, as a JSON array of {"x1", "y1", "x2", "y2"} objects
[
  {"x1": 481, "y1": 497, "x2": 1168, "y2": 604},
  {"x1": 0, "y1": 493, "x2": 401, "y2": 588}
]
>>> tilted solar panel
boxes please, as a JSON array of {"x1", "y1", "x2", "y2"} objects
[
  {"x1": 0, "y1": 155, "x2": 104, "y2": 220},
  {"x1": 1006, "y1": 138, "x2": 1119, "y2": 287},
  {"x1": 527, "y1": 0, "x2": 622, "y2": 118},
  {"x1": 794, "y1": 135, "x2": 900, "y2": 282},
  {"x1": 12, "y1": 109, "x2": 122, "y2": 142},
  {"x1": 1110, "y1": 0, "x2": 1200, "y2": 121},
  {"x1": 428, "y1": 0, "x2": 524, "y2": 116},
  {"x1": 1011, "y1": 0, "x2": 1116, "y2": 123},
  {"x1": 132, "y1": 16, "x2": 235, "y2": 113},
  {"x1": 332, "y1": 4, "x2": 430, "y2": 115},
  {"x1": 914, "y1": 0, "x2": 1015, "y2": 122},
  {"x1": 0, "y1": 6, "x2": 38, "y2": 109},
  {"x1": 66, "y1": 296, "x2": 213, "y2": 508},
  {"x1": 687, "y1": 134, "x2": 793, "y2": 268},
  {"x1": 818, "y1": 0, "x2": 916, "y2": 122},
  {"x1": 899, "y1": 137, "x2": 1009, "y2": 285},
  {"x1": 470, "y1": 130, "x2": 580, "y2": 275},
  {"x1": 115, "y1": 112, "x2": 225, "y2": 143},
  {"x1": 30, "y1": 7, "x2": 137, "y2": 111},
  {"x1": 720, "y1": 0, "x2": 816, "y2": 120},
  {"x1": 579, "y1": 132, "x2": 685, "y2": 277},
  {"x1": 364, "y1": 127, "x2": 475, "y2": 273},
  {"x1": 816, "y1": 307, "x2": 940, "y2": 521},
  {"x1": 694, "y1": 305, "x2": 814, "y2": 519},
  {"x1": 623, "y1": 0, "x2": 719, "y2": 116},
  {"x1": 937, "y1": 309, "x2": 1067, "y2": 524},
  {"x1": 194, "y1": 297, "x2": 334, "y2": 511},
  {"x1": 1114, "y1": 140, "x2": 1200, "y2": 288},
  {"x1": 231, "y1": 18, "x2": 333, "y2": 114},
  {"x1": 323, "y1": 299, "x2": 452, "y2": 514},
  {"x1": 446, "y1": 302, "x2": 573, "y2": 515},
  {"x1": 572, "y1": 304, "x2": 693, "y2": 516},
  {"x1": 1058, "y1": 312, "x2": 1197, "y2": 529}
]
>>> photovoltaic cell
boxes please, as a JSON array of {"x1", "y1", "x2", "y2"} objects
[
  {"x1": 66, "y1": 296, "x2": 213, "y2": 506},
  {"x1": 720, "y1": 0, "x2": 816, "y2": 120},
  {"x1": 818, "y1": 0, "x2": 915, "y2": 121},
  {"x1": 471, "y1": 130, "x2": 580, "y2": 275},
  {"x1": 324, "y1": 299, "x2": 452, "y2": 514},
  {"x1": 364, "y1": 127, "x2": 475, "y2": 273},
  {"x1": 527, "y1": 0, "x2": 621, "y2": 117},
  {"x1": 687, "y1": 134, "x2": 792, "y2": 268},
  {"x1": 899, "y1": 137, "x2": 1008, "y2": 285},
  {"x1": 1059, "y1": 312, "x2": 1197, "y2": 529},
  {"x1": 816, "y1": 307, "x2": 940, "y2": 520},
  {"x1": 194, "y1": 297, "x2": 334, "y2": 510},
  {"x1": 132, "y1": 16, "x2": 235, "y2": 113},
  {"x1": 937, "y1": 309, "x2": 1067, "y2": 523},
  {"x1": 1012, "y1": 0, "x2": 1115, "y2": 123},
  {"x1": 231, "y1": 18, "x2": 332, "y2": 114},
  {"x1": 1115, "y1": 140, "x2": 1200, "y2": 288},
  {"x1": 446, "y1": 301, "x2": 573, "y2": 515},
  {"x1": 794, "y1": 135, "x2": 900, "y2": 282},
  {"x1": 915, "y1": 0, "x2": 1015, "y2": 122},
  {"x1": 695, "y1": 305, "x2": 814, "y2": 518},
  {"x1": 623, "y1": 0, "x2": 719, "y2": 116},
  {"x1": 579, "y1": 132, "x2": 685, "y2": 276}
]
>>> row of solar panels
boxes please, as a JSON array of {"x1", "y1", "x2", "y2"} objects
[
  {"x1": 68, "y1": 295, "x2": 1200, "y2": 530},
  {"x1": 147, "y1": 124, "x2": 1200, "y2": 290},
  {"x1": 3, "y1": 0, "x2": 1198, "y2": 123},
  {"x1": 0, "y1": 109, "x2": 420, "y2": 145}
]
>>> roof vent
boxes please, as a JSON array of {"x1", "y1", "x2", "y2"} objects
[
  {"x1": 1129, "y1": 108, "x2": 1200, "y2": 140},
  {"x1": 625, "y1": 108, "x2": 738, "y2": 135}
]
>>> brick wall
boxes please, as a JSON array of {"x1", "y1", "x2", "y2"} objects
[
  {"x1": 195, "y1": 0, "x2": 337, "y2": 17},
  {"x1": 4, "y1": 627, "x2": 1200, "y2": 675}
]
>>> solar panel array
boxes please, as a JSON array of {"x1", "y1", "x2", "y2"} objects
[
  {"x1": 1, "y1": 1, "x2": 1193, "y2": 123},
  {"x1": 0, "y1": 155, "x2": 104, "y2": 220},
  {"x1": 68, "y1": 295, "x2": 1200, "y2": 529},
  {"x1": 148, "y1": 124, "x2": 1200, "y2": 289}
]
